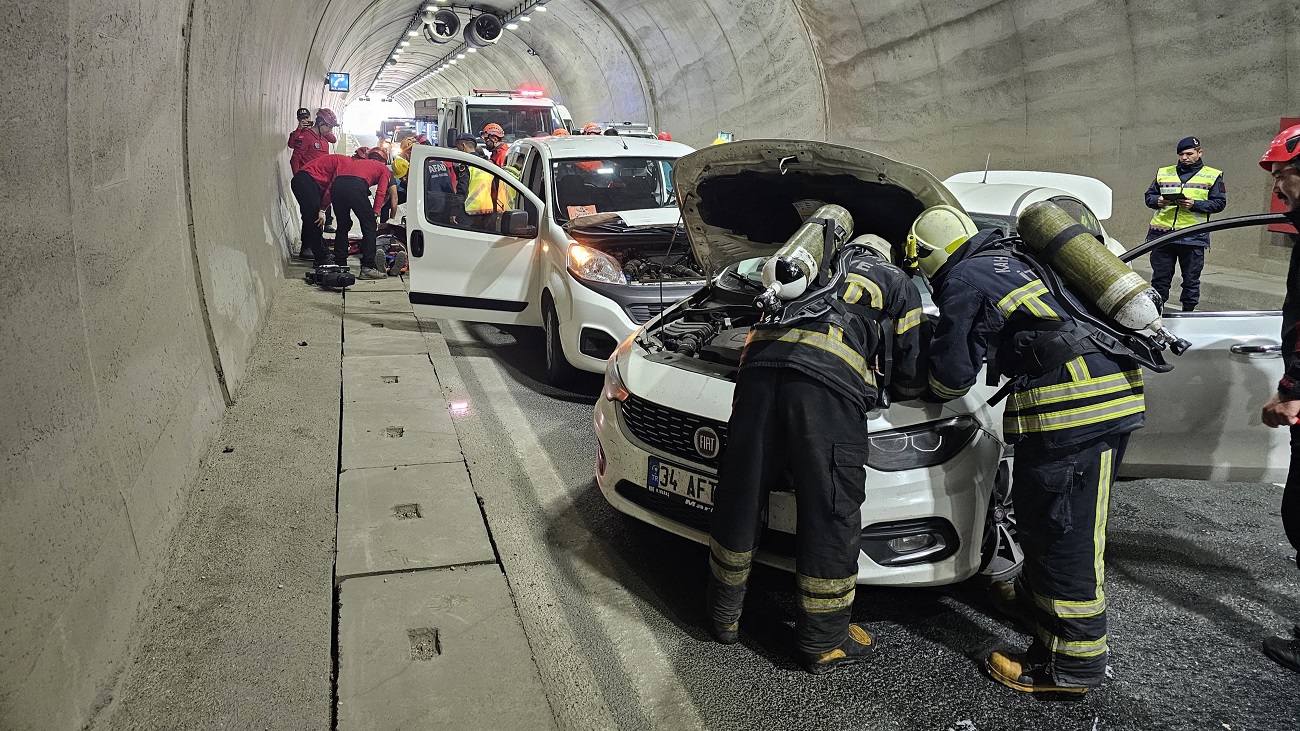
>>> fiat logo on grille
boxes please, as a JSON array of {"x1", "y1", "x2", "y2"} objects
[{"x1": 694, "y1": 426, "x2": 720, "y2": 460}]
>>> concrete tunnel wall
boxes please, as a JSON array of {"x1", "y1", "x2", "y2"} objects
[{"x1": 2, "y1": 0, "x2": 1295, "y2": 726}]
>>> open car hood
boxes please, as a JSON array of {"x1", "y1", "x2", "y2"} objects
[{"x1": 673, "y1": 140, "x2": 963, "y2": 277}]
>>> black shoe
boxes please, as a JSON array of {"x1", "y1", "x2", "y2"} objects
[
  {"x1": 1182, "y1": 304, "x2": 1196, "y2": 312},
  {"x1": 1264, "y1": 634, "x2": 1300, "y2": 673},
  {"x1": 802, "y1": 624, "x2": 878, "y2": 675},
  {"x1": 709, "y1": 620, "x2": 739, "y2": 645},
  {"x1": 985, "y1": 650, "x2": 1090, "y2": 696}
]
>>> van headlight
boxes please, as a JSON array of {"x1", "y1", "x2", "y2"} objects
[
  {"x1": 568, "y1": 243, "x2": 625, "y2": 284},
  {"x1": 867, "y1": 416, "x2": 979, "y2": 472}
]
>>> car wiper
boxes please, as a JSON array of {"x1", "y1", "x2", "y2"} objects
[{"x1": 724, "y1": 269, "x2": 764, "y2": 290}]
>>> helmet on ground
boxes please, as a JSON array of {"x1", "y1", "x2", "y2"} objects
[
  {"x1": 907, "y1": 205, "x2": 978, "y2": 278},
  {"x1": 853, "y1": 234, "x2": 893, "y2": 264},
  {"x1": 352, "y1": 146, "x2": 370, "y2": 159},
  {"x1": 366, "y1": 148, "x2": 387, "y2": 162},
  {"x1": 711, "y1": 137, "x2": 728, "y2": 146},
  {"x1": 657, "y1": 131, "x2": 672, "y2": 141},
  {"x1": 482, "y1": 122, "x2": 505, "y2": 139},
  {"x1": 316, "y1": 108, "x2": 338, "y2": 127},
  {"x1": 1260, "y1": 124, "x2": 1300, "y2": 170},
  {"x1": 582, "y1": 123, "x2": 602, "y2": 135},
  {"x1": 553, "y1": 128, "x2": 570, "y2": 136}
]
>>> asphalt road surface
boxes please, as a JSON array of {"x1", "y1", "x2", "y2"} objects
[{"x1": 438, "y1": 319, "x2": 1300, "y2": 731}]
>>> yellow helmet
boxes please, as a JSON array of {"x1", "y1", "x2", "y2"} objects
[
  {"x1": 851, "y1": 234, "x2": 893, "y2": 264},
  {"x1": 907, "y1": 205, "x2": 978, "y2": 278}
]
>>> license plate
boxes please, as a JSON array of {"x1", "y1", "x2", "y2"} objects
[{"x1": 646, "y1": 457, "x2": 716, "y2": 510}]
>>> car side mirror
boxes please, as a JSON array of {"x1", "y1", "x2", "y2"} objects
[{"x1": 500, "y1": 210, "x2": 537, "y2": 238}]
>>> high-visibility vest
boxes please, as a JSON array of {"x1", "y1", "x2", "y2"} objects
[
  {"x1": 464, "y1": 167, "x2": 510, "y2": 215},
  {"x1": 1149, "y1": 164, "x2": 1221, "y2": 231}
]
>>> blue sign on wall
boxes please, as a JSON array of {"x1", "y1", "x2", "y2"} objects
[{"x1": 327, "y1": 73, "x2": 350, "y2": 92}]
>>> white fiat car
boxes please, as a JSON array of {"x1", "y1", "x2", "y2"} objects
[
  {"x1": 592, "y1": 140, "x2": 1289, "y2": 587},
  {"x1": 405, "y1": 135, "x2": 701, "y2": 384}
]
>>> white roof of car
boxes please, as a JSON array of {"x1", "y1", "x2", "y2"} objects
[
  {"x1": 944, "y1": 171, "x2": 1113, "y2": 219},
  {"x1": 524, "y1": 135, "x2": 694, "y2": 159}
]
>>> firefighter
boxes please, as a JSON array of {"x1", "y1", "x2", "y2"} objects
[
  {"x1": 1257, "y1": 123, "x2": 1300, "y2": 674},
  {"x1": 706, "y1": 233, "x2": 925, "y2": 675},
  {"x1": 911, "y1": 205, "x2": 1144, "y2": 695}
]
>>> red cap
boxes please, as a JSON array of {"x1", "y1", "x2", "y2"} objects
[{"x1": 1261, "y1": 124, "x2": 1300, "y2": 170}]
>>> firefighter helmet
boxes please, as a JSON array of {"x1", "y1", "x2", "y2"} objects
[
  {"x1": 352, "y1": 146, "x2": 370, "y2": 159},
  {"x1": 1260, "y1": 124, "x2": 1300, "y2": 170},
  {"x1": 552, "y1": 128, "x2": 570, "y2": 136},
  {"x1": 853, "y1": 234, "x2": 893, "y2": 264},
  {"x1": 315, "y1": 108, "x2": 338, "y2": 127},
  {"x1": 657, "y1": 131, "x2": 672, "y2": 141},
  {"x1": 581, "y1": 123, "x2": 601, "y2": 135},
  {"x1": 907, "y1": 205, "x2": 978, "y2": 278},
  {"x1": 481, "y1": 122, "x2": 505, "y2": 139}
]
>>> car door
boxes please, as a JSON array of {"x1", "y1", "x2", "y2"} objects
[
  {"x1": 1116, "y1": 215, "x2": 1290, "y2": 483},
  {"x1": 407, "y1": 147, "x2": 546, "y2": 326}
]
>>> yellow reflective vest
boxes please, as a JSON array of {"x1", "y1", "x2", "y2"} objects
[
  {"x1": 1148, "y1": 164, "x2": 1222, "y2": 231},
  {"x1": 464, "y1": 167, "x2": 513, "y2": 215}
]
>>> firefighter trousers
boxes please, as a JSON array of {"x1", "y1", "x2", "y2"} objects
[
  {"x1": 707, "y1": 367, "x2": 869, "y2": 655},
  {"x1": 1013, "y1": 432, "x2": 1128, "y2": 688}
]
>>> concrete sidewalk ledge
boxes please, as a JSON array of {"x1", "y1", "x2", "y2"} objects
[
  {"x1": 337, "y1": 566, "x2": 557, "y2": 731},
  {"x1": 336, "y1": 463, "x2": 495, "y2": 580}
]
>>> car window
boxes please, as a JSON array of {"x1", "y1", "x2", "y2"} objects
[
  {"x1": 523, "y1": 151, "x2": 545, "y2": 201},
  {"x1": 423, "y1": 156, "x2": 537, "y2": 235},
  {"x1": 550, "y1": 157, "x2": 678, "y2": 222}
]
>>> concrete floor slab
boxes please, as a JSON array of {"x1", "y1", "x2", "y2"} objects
[
  {"x1": 337, "y1": 566, "x2": 556, "y2": 731},
  {"x1": 343, "y1": 311, "x2": 428, "y2": 357},
  {"x1": 340, "y1": 398, "x2": 461, "y2": 471},
  {"x1": 344, "y1": 289, "x2": 412, "y2": 315},
  {"x1": 342, "y1": 355, "x2": 441, "y2": 404},
  {"x1": 336, "y1": 463, "x2": 494, "y2": 579}
]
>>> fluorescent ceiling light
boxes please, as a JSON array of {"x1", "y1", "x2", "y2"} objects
[
  {"x1": 506, "y1": 23, "x2": 519, "y2": 30},
  {"x1": 408, "y1": 30, "x2": 418, "y2": 36},
  {"x1": 520, "y1": 15, "x2": 531, "y2": 21}
]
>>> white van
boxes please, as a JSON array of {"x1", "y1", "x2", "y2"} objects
[
  {"x1": 436, "y1": 89, "x2": 567, "y2": 148},
  {"x1": 405, "y1": 134, "x2": 700, "y2": 384}
]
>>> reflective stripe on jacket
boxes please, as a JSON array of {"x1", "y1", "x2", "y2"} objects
[
  {"x1": 740, "y1": 249, "x2": 926, "y2": 411},
  {"x1": 1148, "y1": 164, "x2": 1223, "y2": 231},
  {"x1": 926, "y1": 231, "x2": 1145, "y2": 449}
]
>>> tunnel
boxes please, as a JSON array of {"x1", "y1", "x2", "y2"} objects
[{"x1": 4, "y1": 0, "x2": 1299, "y2": 726}]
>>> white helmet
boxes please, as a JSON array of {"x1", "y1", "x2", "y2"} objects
[
  {"x1": 852, "y1": 234, "x2": 893, "y2": 264},
  {"x1": 907, "y1": 205, "x2": 978, "y2": 278}
]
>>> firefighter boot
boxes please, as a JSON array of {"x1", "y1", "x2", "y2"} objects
[
  {"x1": 985, "y1": 650, "x2": 1089, "y2": 696},
  {"x1": 802, "y1": 624, "x2": 878, "y2": 675},
  {"x1": 1263, "y1": 634, "x2": 1300, "y2": 673},
  {"x1": 704, "y1": 575, "x2": 742, "y2": 645}
]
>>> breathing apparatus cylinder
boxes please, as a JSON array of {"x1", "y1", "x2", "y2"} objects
[
  {"x1": 1017, "y1": 201, "x2": 1188, "y2": 354},
  {"x1": 755, "y1": 204, "x2": 853, "y2": 313}
]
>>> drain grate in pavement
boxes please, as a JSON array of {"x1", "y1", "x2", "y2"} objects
[
  {"x1": 393, "y1": 503, "x2": 423, "y2": 520},
  {"x1": 371, "y1": 322, "x2": 385, "y2": 328},
  {"x1": 382, "y1": 375, "x2": 399, "y2": 384},
  {"x1": 408, "y1": 628, "x2": 441, "y2": 660},
  {"x1": 384, "y1": 426, "x2": 404, "y2": 438}
]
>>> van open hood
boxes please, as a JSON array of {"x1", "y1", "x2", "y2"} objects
[{"x1": 673, "y1": 140, "x2": 963, "y2": 277}]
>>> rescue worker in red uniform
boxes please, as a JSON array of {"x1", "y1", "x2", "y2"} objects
[
  {"x1": 329, "y1": 149, "x2": 393, "y2": 278},
  {"x1": 1257, "y1": 123, "x2": 1300, "y2": 674},
  {"x1": 288, "y1": 108, "x2": 339, "y2": 236},
  {"x1": 482, "y1": 123, "x2": 508, "y2": 168},
  {"x1": 290, "y1": 153, "x2": 348, "y2": 267},
  {"x1": 706, "y1": 233, "x2": 925, "y2": 675},
  {"x1": 911, "y1": 205, "x2": 1144, "y2": 695}
]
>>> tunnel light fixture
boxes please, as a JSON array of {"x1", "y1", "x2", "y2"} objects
[
  {"x1": 449, "y1": 59, "x2": 457, "y2": 64},
  {"x1": 520, "y1": 15, "x2": 531, "y2": 22},
  {"x1": 536, "y1": 4, "x2": 547, "y2": 11},
  {"x1": 467, "y1": 47, "x2": 477, "y2": 53},
  {"x1": 408, "y1": 29, "x2": 419, "y2": 36},
  {"x1": 506, "y1": 22, "x2": 519, "y2": 30},
  {"x1": 400, "y1": 41, "x2": 410, "y2": 46},
  {"x1": 456, "y1": 53, "x2": 466, "y2": 59}
]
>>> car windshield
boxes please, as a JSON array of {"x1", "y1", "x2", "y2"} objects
[
  {"x1": 468, "y1": 105, "x2": 562, "y2": 143},
  {"x1": 551, "y1": 157, "x2": 678, "y2": 222}
]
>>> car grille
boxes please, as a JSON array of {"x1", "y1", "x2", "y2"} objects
[
  {"x1": 627, "y1": 302, "x2": 668, "y2": 324},
  {"x1": 619, "y1": 394, "x2": 728, "y2": 468}
]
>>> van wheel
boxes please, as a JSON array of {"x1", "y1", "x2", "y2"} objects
[{"x1": 543, "y1": 299, "x2": 578, "y2": 387}]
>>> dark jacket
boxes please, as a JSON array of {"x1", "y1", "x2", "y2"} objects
[
  {"x1": 740, "y1": 248, "x2": 926, "y2": 412},
  {"x1": 1143, "y1": 160, "x2": 1227, "y2": 247},
  {"x1": 925, "y1": 230, "x2": 1145, "y2": 450},
  {"x1": 1277, "y1": 210, "x2": 1300, "y2": 399}
]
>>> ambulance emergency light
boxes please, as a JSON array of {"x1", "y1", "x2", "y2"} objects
[{"x1": 327, "y1": 73, "x2": 350, "y2": 92}]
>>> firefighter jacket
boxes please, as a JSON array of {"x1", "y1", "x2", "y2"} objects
[
  {"x1": 1277, "y1": 209, "x2": 1300, "y2": 400},
  {"x1": 1143, "y1": 160, "x2": 1226, "y2": 247},
  {"x1": 925, "y1": 230, "x2": 1145, "y2": 450},
  {"x1": 740, "y1": 248, "x2": 926, "y2": 412}
]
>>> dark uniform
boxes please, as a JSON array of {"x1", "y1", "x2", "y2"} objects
[
  {"x1": 707, "y1": 246, "x2": 925, "y2": 660},
  {"x1": 925, "y1": 229, "x2": 1144, "y2": 689}
]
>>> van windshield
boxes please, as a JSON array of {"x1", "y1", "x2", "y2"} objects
[
  {"x1": 468, "y1": 105, "x2": 562, "y2": 142},
  {"x1": 550, "y1": 158, "x2": 678, "y2": 222}
]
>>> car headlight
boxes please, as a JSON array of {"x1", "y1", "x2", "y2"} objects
[
  {"x1": 568, "y1": 243, "x2": 625, "y2": 284},
  {"x1": 867, "y1": 416, "x2": 979, "y2": 472},
  {"x1": 602, "y1": 353, "x2": 629, "y2": 402}
]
